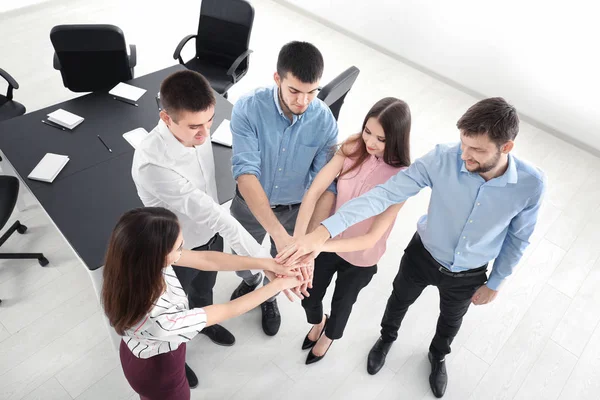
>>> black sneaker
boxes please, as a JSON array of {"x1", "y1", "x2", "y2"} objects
[
  {"x1": 261, "y1": 299, "x2": 281, "y2": 336},
  {"x1": 185, "y1": 363, "x2": 198, "y2": 389},
  {"x1": 230, "y1": 276, "x2": 261, "y2": 300}
]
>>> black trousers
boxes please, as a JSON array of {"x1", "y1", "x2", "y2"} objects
[
  {"x1": 380, "y1": 233, "x2": 487, "y2": 358},
  {"x1": 172, "y1": 234, "x2": 223, "y2": 309},
  {"x1": 302, "y1": 252, "x2": 377, "y2": 340}
]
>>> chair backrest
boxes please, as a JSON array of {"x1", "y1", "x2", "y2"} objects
[
  {"x1": 196, "y1": 0, "x2": 254, "y2": 71},
  {"x1": 0, "y1": 176, "x2": 19, "y2": 230},
  {"x1": 50, "y1": 24, "x2": 132, "y2": 92},
  {"x1": 317, "y1": 66, "x2": 360, "y2": 121}
]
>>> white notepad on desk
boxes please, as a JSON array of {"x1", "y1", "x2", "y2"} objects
[
  {"x1": 123, "y1": 127, "x2": 149, "y2": 149},
  {"x1": 47, "y1": 109, "x2": 84, "y2": 130},
  {"x1": 109, "y1": 82, "x2": 147, "y2": 102},
  {"x1": 211, "y1": 119, "x2": 232, "y2": 147},
  {"x1": 28, "y1": 153, "x2": 69, "y2": 183}
]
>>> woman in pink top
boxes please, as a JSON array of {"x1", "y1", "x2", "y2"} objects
[{"x1": 292, "y1": 97, "x2": 411, "y2": 364}]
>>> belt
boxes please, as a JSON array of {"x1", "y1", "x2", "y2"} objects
[
  {"x1": 437, "y1": 265, "x2": 487, "y2": 278},
  {"x1": 235, "y1": 186, "x2": 299, "y2": 212}
]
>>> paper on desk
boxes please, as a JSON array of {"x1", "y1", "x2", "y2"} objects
[
  {"x1": 47, "y1": 109, "x2": 84, "y2": 129},
  {"x1": 28, "y1": 153, "x2": 69, "y2": 183},
  {"x1": 211, "y1": 119, "x2": 232, "y2": 147},
  {"x1": 123, "y1": 127, "x2": 149, "y2": 149},
  {"x1": 109, "y1": 82, "x2": 147, "y2": 102}
]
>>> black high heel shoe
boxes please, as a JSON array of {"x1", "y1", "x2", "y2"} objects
[
  {"x1": 301, "y1": 314, "x2": 329, "y2": 350},
  {"x1": 306, "y1": 338, "x2": 334, "y2": 365}
]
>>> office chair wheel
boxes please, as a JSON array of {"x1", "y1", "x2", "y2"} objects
[
  {"x1": 16, "y1": 224, "x2": 28, "y2": 234},
  {"x1": 38, "y1": 257, "x2": 49, "y2": 267}
]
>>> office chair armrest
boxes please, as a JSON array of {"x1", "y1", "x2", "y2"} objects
[
  {"x1": 173, "y1": 34, "x2": 197, "y2": 64},
  {"x1": 53, "y1": 52, "x2": 61, "y2": 70},
  {"x1": 0, "y1": 67, "x2": 19, "y2": 100},
  {"x1": 226, "y1": 49, "x2": 253, "y2": 82},
  {"x1": 129, "y1": 44, "x2": 137, "y2": 68}
]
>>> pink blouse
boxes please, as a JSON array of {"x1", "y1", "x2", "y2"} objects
[{"x1": 333, "y1": 154, "x2": 405, "y2": 267}]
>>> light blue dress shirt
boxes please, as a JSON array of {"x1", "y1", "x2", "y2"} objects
[
  {"x1": 231, "y1": 86, "x2": 338, "y2": 205},
  {"x1": 322, "y1": 143, "x2": 546, "y2": 290}
]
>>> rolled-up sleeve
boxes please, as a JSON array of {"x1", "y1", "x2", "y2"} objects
[
  {"x1": 231, "y1": 100, "x2": 261, "y2": 181},
  {"x1": 310, "y1": 110, "x2": 339, "y2": 194}
]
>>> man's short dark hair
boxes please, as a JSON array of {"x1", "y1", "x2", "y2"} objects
[
  {"x1": 276, "y1": 41, "x2": 324, "y2": 84},
  {"x1": 457, "y1": 97, "x2": 519, "y2": 147},
  {"x1": 160, "y1": 70, "x2": 215, "y2": 122}
]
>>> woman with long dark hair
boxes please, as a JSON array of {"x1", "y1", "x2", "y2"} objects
[
  {"x1": 102, "y1": 207, "x2": 305, "y2": 400},
  {"x1": 285, "y1": 97, "x2": 412, "y2": 364}
]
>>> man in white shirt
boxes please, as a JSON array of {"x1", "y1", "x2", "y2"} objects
[{"x1": 131, "y1": 70, "x2": 268, "y2": 346}]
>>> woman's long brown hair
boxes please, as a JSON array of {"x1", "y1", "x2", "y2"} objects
[
  {"x1": 340, "y1": 97, "x2": 411, "y2": 178},
  {"x1": 102, "y1": 207, "x2": 180, "y2": 335}
]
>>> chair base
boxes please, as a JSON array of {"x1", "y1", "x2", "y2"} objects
[{"x1": 0, "y1": 221, "x2": 49, "y2": 266}]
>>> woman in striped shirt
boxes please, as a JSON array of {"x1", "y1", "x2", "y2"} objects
[
  {"x1": 102, "y1": 207, "x2": 306, "y2": 400},
  {"x1": 280, "y1": 97, "x2": 412, "y2": 364}
]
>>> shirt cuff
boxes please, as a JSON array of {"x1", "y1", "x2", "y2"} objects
[
  {"x1": 321, "y1": 214, "x2": 346, "y2": 239},
  {"x1": 486, "y1": 275, "x2": 504, "y2": 291}
]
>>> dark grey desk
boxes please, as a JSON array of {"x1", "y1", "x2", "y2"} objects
[{"x1": 0, "y1": 65, "x2": 235, "y2": 270}]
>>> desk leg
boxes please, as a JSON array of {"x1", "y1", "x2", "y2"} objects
[{"x1": 88, "y1": 266, "x2": 123, "y2": 353}]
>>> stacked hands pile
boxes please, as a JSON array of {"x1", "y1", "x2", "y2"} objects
[{"x1": 266, "y1": 239, "x2": 316, "y2": 302}]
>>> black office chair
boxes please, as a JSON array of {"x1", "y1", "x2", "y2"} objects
[
  {"x1": 317, "y1": 66, "x2": 360, "y2": 121},
  {"x1": 0, "y1": 68, "x2": 26, "y2": 162},
  {"x1": 50, "y1": 24, "x2": 137, "y2": 92},
  {"x1": 173, "y1": 0, "x2": 254, "y2": 98},
  {"x1": 0, "y1": 68, "x2": 26, "y2": 122},
  {"x1": 0, "y1": 176, "x2": 49, "y2": 268}
]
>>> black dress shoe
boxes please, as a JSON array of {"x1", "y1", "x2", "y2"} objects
[
  {"x1": 261, "y1": 299, "x2": 281, "y2": 336},
  {"x1": 302, "y1": 314, "x2": 329, "y2": 350},
  {"x1": 231, "y1": 277, "x2": 261, "y2": 300},
  {"x1": 367, "y1": 337, "x2": 394, "y2": 375},
  {"x1": 306, "y1": 339, "x2": 334, "y2": 364},
  {"x1": 200, "y1": 324, "x2": 236, "y2": 346},
  {"x1": 428, "y1": 352, "x2": 447, "y2": 398},
  {"x1": 185, "y1": 363, "x2": 198, "y2": 389}
]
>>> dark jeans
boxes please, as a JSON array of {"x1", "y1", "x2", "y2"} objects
[
  {"x1": 172, "y1": 234, "x2": 223, "y2": 309},
  {"x1": 302, "y1": 252, "x2": 377, "y2": 340},
  {"x1": 380, "y1": 233, "x2": 487, "y2": 358}
]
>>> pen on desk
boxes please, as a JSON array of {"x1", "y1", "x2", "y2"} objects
[
  {"x1": 113, "y1": 96, "x2": 138, "y2": 107},
  {"x1": 41, "y1": 119, "x2": 66, "y2": 131},
  {"x1": 97, "y1": 135, "x2": 113, "y2": 152}
]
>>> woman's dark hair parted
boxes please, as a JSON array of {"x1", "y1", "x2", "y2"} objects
[
  {"x1": 276, "y1": 41, "x2": 324, "y2": 84},
  {"x1": 340, "y1": 97, "x2": 412, "y2": 178},
  {"x1": 457, "y1": 97, "x2": 519, "y2": 146},
  {"x1": 159, "y1": 70, "x2": 216, "y2": 122},
  {"x1": 102, "y1": 207, "x2": 180, "y2": 335}
]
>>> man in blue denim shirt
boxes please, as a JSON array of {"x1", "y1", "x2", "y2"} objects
[
  {"x1": 229, "y1": 41, "x2": 338, "y2": 336},
  {"x1": 278, "y1": 98, "x2": 546, "y2": 397}
]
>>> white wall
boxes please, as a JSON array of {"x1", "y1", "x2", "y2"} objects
[{"x1": 280, "y1": 0, "x2": 600, "y2": 152}]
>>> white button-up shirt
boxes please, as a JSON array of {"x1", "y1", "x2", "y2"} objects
[{"x1": 132, "y1": 120, "x2": 265, "y2": 256}]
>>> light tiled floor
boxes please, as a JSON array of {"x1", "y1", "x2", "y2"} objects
[{"x1": 1, "y1": 1, "x2": 599, "y2": 399}]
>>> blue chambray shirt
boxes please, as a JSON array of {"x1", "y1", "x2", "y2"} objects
[
  {"x1": 322, "y1": 143, "x2": 546, "y2": 290},
  {"x1": 231, "y1": 86, "x2": 338, "y2": 205}
]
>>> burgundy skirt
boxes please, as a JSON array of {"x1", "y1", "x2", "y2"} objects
[{"x1": 120, "y1": 340, "x2": 189, "y2": 400}]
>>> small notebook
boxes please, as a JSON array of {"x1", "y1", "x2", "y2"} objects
[
  {"x1": 109, "y1": 82, "x2": 147, "y2": 102},
  {"x1": 47, "y1": 109, "x2": 84, "y2": 130},
  {"x1": 211, "y1": 119, "x2": 232, "y2": 147},
  {"x1": 123, "y1": 127, "x2": 149, "y2": 149},
  {"x1": 28, "y1": 153, "x2": 69, "y2": 183}
]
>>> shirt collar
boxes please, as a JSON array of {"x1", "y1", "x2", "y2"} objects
[
  {"x1": 272, "y1": 86, "x2": 303, "y2": 123},
  {"x1": 157, "y1": 119, "x2": 195, "y2": 158},
  {"x1": 459, "y1": 150, "x2": 518, "y2": 187}
]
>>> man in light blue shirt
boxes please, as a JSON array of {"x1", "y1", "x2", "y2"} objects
[
  {"x1": 278, "y1": 98, "x2": 545, "y2": 398},
  {"x1": 229, "y1": 41, "x2": 338, "y2": 336}
]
